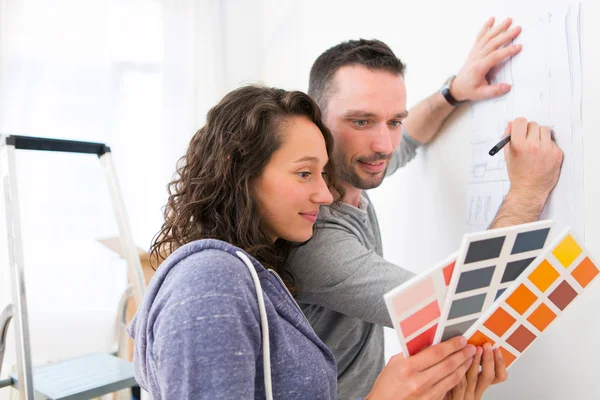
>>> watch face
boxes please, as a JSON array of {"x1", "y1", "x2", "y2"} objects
[{"x1": 441, "y1": 75, "x2": 455, "y2": 92}]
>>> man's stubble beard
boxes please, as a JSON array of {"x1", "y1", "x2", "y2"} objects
[{"x1": 333, "y1": 151, "x2": 387, "y2": 190}]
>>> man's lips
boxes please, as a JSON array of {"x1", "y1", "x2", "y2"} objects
[{"x1": 358, "y1": 160, "x2": 386, "y2": 173}]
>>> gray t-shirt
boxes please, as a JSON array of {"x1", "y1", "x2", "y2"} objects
[{"x1": 285, "y1": 131, "x2": 420, "y2": 399}]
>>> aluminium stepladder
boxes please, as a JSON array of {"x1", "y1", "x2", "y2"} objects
[{"x1": 0, "y1": 135, "x2": 147, "y2": 400}]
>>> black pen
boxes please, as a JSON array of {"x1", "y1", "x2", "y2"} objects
[
  {"x1": 488, "y1": 136, "x2": 511, "y2": 156},
  {"x1": 488, "y1": 129, "x2": 556, "y2": 156}
]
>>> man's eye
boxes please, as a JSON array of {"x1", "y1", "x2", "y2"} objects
[
  {"x1": 353, "y1": 120, "x2": 369, "y2": 127},
  {"x1": 389, "y1": 120, "x2": 403, "y2": 127}
]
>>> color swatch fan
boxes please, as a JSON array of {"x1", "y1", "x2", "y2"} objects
[
  {"x1": 434, "y1": 220, "x2": 554, "y2": 344},
  {"x1": 463, "y1": 228, "x2": 599, "y2": 369},
  {"x1": 384, "y1": 254, "x2": 456, "y2": 357}
]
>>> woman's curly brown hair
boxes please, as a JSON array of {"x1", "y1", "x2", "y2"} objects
[{"x1": 150, "y1": 85, "x2": 344, "y2": 294}]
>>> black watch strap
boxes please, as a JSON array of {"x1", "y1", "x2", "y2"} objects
[{"x1": 441, "y1": 76, "x2": 466, "y2": 106}]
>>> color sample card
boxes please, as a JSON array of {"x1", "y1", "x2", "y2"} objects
[
  {"x1": 434, "y1": 220, "x2": 554, "y2": 344},
  {"x1": 463, "y1": 228, "x2": 599, "y2": 369},
  {"x1": 384, "y1": 254, "x2": 457, "y2": 357}
]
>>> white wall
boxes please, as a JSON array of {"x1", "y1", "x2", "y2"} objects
[{"x1": 254, "y1": 0, "x2": 600, "y2": 398}]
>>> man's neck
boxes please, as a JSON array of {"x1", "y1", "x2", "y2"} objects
[{"x1": 340, "y1": 180, "x2": 362, "y2": 208}]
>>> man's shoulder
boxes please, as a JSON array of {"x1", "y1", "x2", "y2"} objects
[
  {"x1": 286, "y1": 218, "x2": 366, "y2": 273},
  {"x1": 316, "y1": 204, "x2": 369, "y2": 234}
]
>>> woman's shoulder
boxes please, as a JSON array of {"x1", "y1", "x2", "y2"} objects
[
  {"x1": 146, "y1": 239, "x2": 268, "y2": 322},
  {"x1": 149, "y1": 241, "x2": 264, "y2": 324},
  {"x1": 165, "y1": 241, "x2": 255, "y2": 289},
  {"x1": 147, "y1": 242, "x2": 265, "y2": 356}
]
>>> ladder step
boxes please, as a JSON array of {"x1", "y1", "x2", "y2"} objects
[{"x1": 9, "y1": 353, "x2": 137, "y2": 400}]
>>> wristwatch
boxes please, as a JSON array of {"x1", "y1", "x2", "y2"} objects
[{"x1": 440, "y1": 75, "x2": 467, "y2": 106}]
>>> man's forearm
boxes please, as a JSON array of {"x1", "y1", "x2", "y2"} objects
[
  {"x1": 403, "y1": 92, "x2": 456, "y2": 144},
  {"x1": 489, "y1": 190, "x2": 547, "y2": 229}
]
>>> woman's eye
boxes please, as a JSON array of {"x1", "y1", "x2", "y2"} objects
[{"x1": 298, "y1": 172, "x2": 312, "y2": 179}]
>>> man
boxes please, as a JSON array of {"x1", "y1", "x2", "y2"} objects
[{"x1": 285, "y1": 18, "x2": 564, "y2": 399}]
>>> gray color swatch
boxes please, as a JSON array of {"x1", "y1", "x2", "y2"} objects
[
  {"x1": 448, "y1": 293, "x2": 487, "y2": 319},
  {"x1": 441, "y1": 318, "x2": 479, "y2": 341},
  {"x1": 511, "y1": 228, "x2": 551, "y2": 254},
  {"x1": 495, "y1": 288, "x2": 507, "y2": 300},
  {"x1": 456, "y1": 266, "x2": 496, "y2": 293},
  {"x1": 501, "y1": 257, "x2": 537, "y2": 283},
  {"x1": 464, "y1": 237, "x2": 506, "y2": 263}
]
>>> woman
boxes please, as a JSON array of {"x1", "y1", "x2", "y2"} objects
[{"x1": 128, "y1": 85, "x2": 501, "y2": 399}]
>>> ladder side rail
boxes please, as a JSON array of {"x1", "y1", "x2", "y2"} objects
[
  {"x1": 1, "y1": 139, "x2": 35, "y2": 399},
  {"x1": 99, "y1": 153, "x2": 146, "y2": 306}
]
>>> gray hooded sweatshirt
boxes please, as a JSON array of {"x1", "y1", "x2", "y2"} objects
[{"x1": 128, "y1": 239, "x2": 337, "y2": 399}]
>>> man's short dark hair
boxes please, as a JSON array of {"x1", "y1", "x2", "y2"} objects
[{"x1": 308, "y1": 39, "x2": 406, "y2": 115}]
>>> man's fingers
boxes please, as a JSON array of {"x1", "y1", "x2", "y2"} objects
[
  {"x1": 409, "y1": 337, "x2": 469, "y2": 371},
  {"x1": 527, "y1": 121, "x2": 541, "y2": 141},
  {"x1": 480, "y1": 18, "x2": 513, "y2": 48},
  {"x1": 452, "y1": 376, "x2": 468, "y2": 400},
  {"x1": 429, "y1": 357, "x2": 474, "y2": 400},
  {"x1": 423, "y1": 344, "x2": 477, "y2": 387},
  {"x1": 466, "y1": 346, "x2": 482, "y2": 394},
  {"x1": 475, "y1": 344, "x2": 496, "y2": 398},
  {"x1": 475, "y1": 17, "x2": 496, "y2": 43},
  {"x1": 481, "y1": 26, "x2": 521, "y2": 57},
  {"x1": 540, "y1": 126, "x2": 553, "y2": 146},
  {"x1": 474, "y1": 83, "x2": 511, "y2": 100},
  {"x1": 503, "y1": 121, "x2": 512, "y2": 139},
  {"x1": 483, "y1": 44, "x2": 522, "y2": 71},
  {"x1": 492, "y1": 348, "x2": 509, "y2": 385},
  {"x1": 510, "y1": 117, "x2": 528, "y2": 143}
]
